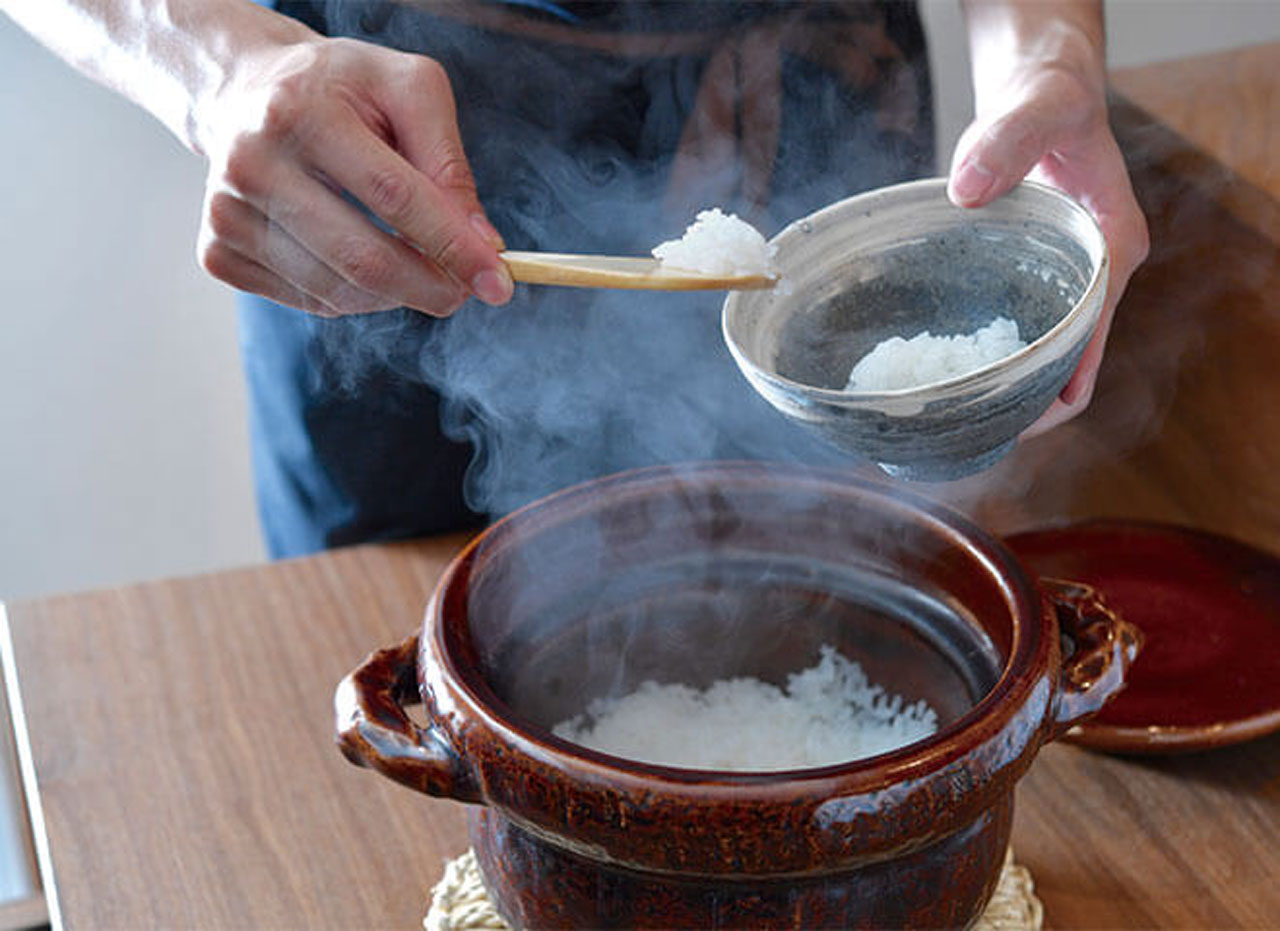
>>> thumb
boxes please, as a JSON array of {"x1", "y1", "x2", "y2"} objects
[{"x1": 948, "y1": 101, "x2": 1058, "y2": 208}]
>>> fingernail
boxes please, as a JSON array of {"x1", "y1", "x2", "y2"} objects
[
  {"x1": 950, "y1": 159, "x2": 996, "y2": 206},
  {"x1": 471, "y1": 267, "x2": 513, "y2": 305},
  {"x1": 471, "y1": 213, "x2": 505, "y2": 250}
]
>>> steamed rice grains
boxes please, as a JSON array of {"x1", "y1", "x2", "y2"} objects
[
  {"x1": 651, "y1": 208, "x2": 777, "y2": 278},
  {"x1": 553, "y1": 646, "x2": 938, "y2": 771},
  {"x1": 846, "y1": 316, "x2": 1027, "y2": 392}
]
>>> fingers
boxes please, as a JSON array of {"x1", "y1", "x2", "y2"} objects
[
  {"x1": 305, "y1": 66, "x2": 512, "y2": 306},
  {"x1": 948, "y1": 70, "x2": 1096, "y2": 208},
  {"x1": 949, "y1": 114, "x2": 1046, "y2": 207},
  {"x1": 200, "y1": 238, "x2": 336, "y2": 318},
  {"x1": 1020, "y1": 335, "x2": 1101, "y2": 439},
  {"x1": 1042, "y1": 137, "x2": 1148, "y2": 409},
  {"x1": 381, "y1": 58, "x2": 500, "y2": 239},
  {"x1": 203, "y1": 188, "x2": 407, "y2": 316},
  {"x1": 1023, "y1": 330, "x2": 1103, "y2": 438},
  {"x1": 950, "y1": 66, "x2": 1150, "y2": 439},
  {"x1": 947, "y1": 108, "x2": 1046, "y2": 207},
  {"x1": 1059, "y1": 342, "x2": 1102, "y2": 407},
  {"x1": 1021, "y1": 396, "x2": 1083, "y2": 439},
  {"x1": 377, "y1": 58, "x2": 511, "y2": 300},
  {"x1": 203, "y1": 39, "x2": 513, "y2": 317},
  {"x1": 1058, "y1": 135, "x2": 1151, "y2": 297},
  {"x1": 240, "y1": 167, "x2": 473, "y2": 316}
]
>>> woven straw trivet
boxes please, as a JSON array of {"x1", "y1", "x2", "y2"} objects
[{"x1": 425, "y1": 848, "x2": 1043, "y2": 931}]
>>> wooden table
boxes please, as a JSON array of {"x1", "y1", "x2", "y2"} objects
[{"x1": 3, "y1": 44, "x2": 1278, "y2": 930}]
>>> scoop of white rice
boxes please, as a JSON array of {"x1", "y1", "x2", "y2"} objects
[
  {"x1": 845, "y1": 316, "x2": 1027, "y2": 392},
  {"x1": 652, "y1": 208, "x2": 776, "y2": 277},
  {"x1": 552, "y1": 645, "x2": 937, "y2": 771}
]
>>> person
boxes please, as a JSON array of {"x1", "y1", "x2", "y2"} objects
[{"x1": 4, "y1": 0, "x2": 1148, "y2": 557}]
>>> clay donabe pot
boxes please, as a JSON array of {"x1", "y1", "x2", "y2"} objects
[{"x1": 336, "y1": 463, "x2": 1139, "y2": 929}]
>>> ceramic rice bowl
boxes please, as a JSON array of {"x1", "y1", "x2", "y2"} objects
[{"x1": 722, "y1": 180, "x2": 1109, "y2": 480}]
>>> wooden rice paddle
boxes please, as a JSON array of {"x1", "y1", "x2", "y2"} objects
[{"x1": 500, "y1": 250, "x2": 777, "y2": 291}]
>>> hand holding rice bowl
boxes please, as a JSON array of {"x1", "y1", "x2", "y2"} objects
[{"x1": 722, "y1": 179, "x2": 1109, "y2": 480}]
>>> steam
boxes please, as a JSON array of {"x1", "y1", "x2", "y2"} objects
[
  {"x1": 296, "y1": 3, "x2": 1220, "y2": 534},
  {"x1": 310, "y1": 1, "x2": 933, "y2": 518},
  {"x1": 425, "y1": 287, "x2": 853, "y2": 516}
]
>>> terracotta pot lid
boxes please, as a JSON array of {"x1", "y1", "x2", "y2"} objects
[{"x1": 1005, "y1": 520, "x2": 1280, "y2": 754}]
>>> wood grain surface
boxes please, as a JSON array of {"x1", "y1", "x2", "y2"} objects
[
  {"x1": 4, "y1": 45, "x2": 1278, "y2": 931},
  {"x1": 5, "y1": 538, "x2": 474, "y2": 931},
  {"x1": 5, "y1": 533, "x2": 1278, "y2": 930},
  {"x1": 1110, "y1": 42, "x2": 1278, "y2": 210}
]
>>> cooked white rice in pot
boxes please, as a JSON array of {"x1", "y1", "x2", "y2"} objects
[{"x1": 552, "y1": 645, "x2": 938, "y2": 771}]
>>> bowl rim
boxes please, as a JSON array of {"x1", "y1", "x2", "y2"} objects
[
  {"x1": 721, "y1": 178, "x2": 1111, "y2": 405},
  {"x1": 424, "y1": 461, "x2": 1053, "y2": 797}
]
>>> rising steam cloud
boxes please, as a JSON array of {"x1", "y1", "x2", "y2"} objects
[{"x1": 307, "y1": 1, "x2": 934, "y2": 517}]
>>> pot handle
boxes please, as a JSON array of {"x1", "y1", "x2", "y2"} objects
[
  {"x1": 1042, "y1": 578, "x2": 1143, "y2": 739},
  {"x1": 334, "y1": 634, "x2": 481, "y2": 804}
]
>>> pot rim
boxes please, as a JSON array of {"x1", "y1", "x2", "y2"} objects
[{"x1": 425, "y1": 461, "x2": 1050, "y2": 798}]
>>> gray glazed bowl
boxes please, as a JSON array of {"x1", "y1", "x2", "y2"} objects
[{"x1": 722, "y1": 179, "x2": 1109, "y2": 480}]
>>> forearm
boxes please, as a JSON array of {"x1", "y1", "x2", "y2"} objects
[
  {"x1": 961, "y1": 0, "x2": 1105, "y2": 110},
  {"x1": 1, "y1": 0, "x2": 313, "y2": 155}
]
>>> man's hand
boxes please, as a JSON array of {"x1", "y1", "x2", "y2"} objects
[
  {"x1": 5, "y1": 0, "x2": 513, "y2": 317},
  {"x1": 949, "y1": 1, "x2": 1149, "y2": 434},
  {"x1": 196, "y1": 35, "x2": 512, "y2": 317}
]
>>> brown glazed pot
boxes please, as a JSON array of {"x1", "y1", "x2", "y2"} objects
[{"x1": 336, "y1": 462, "x2": 1139, "y2": 929}]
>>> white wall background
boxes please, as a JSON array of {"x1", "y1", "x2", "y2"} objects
[
  {"x1": 2, "y1": 0, "x2": 1279, "y2": 603},
  {"x1": 0, "y1": 14, "x2": 261, "y2": 602}
]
